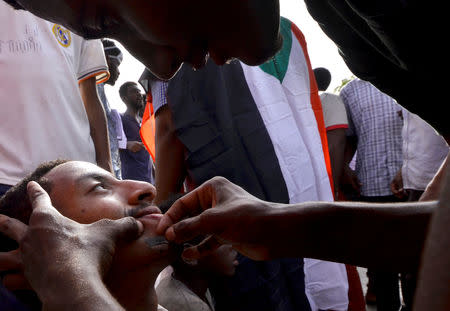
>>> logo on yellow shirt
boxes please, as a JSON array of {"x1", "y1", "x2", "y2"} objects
[{"x1": 52, "y1": 24, "x2": 71, "y2": 48}]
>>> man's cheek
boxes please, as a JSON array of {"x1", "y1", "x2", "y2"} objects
[{"x1": 112, "y1": 240, "x2": 141, "y2": 267}]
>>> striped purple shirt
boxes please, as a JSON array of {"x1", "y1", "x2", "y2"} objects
[
  {"x1": 151, "y1": 80, "x2": 169, "y2": 114},
  {"x1": 341, "y1": 79, "x2": 403, "y2": 196}
]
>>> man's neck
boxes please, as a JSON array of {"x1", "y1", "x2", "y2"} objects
[
  {"x1": 173, "y1": 269, "x2": 210, "y2": 302},
  {"x1": 107, "y1": 267, "x2": 160, "y2": 311},
  {"x1": 125, "y1": 107, "x2": 139, "y2": 119}
]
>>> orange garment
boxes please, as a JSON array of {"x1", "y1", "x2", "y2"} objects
[{"x1": 140, "y1": 94, "x2": 156, "y2": 161}]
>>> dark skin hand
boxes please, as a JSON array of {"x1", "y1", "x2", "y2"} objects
[
  {"x1": 127, "y1": 141, "x2": 145, "y2": 153},
  {"x1": 157, "y1": 176, "x2": 280, "y2": 261},
  {"x1": 390, "y1": 168, "x2": 407, "y2": 199},
  {"x1": 156, "y1": 176, "x2": 435, "y2": 271},
  {"x1": 0, "y1": 182, "x2": 142, "y2": 310}
]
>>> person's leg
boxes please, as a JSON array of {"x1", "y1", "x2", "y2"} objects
[
  {"x1": 365, "y1": 268, "x2": 377, "y2": 305},
  {"x1": 399, "y1": 190, "x2": 422, "y2": 311},
  {"x1": 372, "y1": 271, "x2": 401, "y2": 311},
  {"x1": 400, "y1": 272, "x2": 417, "y2": 311}
]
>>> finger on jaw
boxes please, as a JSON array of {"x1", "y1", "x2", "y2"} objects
[
  {"x1": 113, "y1": 217, "x2": 144, "y2": 243},
  {"x1": 92, "y1": 217, "x2": 144, "y2": 244},
  {"x1": 0, "y1": 250, "x2": 23, "y2": 271},
  {"x1": 182, "y1": 235, "x2": 222, "y2": 259},
  {"x1": 0, "y1": 215, "x2": 27, "y2": 242},
  {"x1": 164, "y1": 215, "x2": 207, "y2": 243}
]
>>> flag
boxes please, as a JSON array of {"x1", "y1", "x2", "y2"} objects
[{"x1": 140, "y1": 94, "x2": 156, "y2": 161}]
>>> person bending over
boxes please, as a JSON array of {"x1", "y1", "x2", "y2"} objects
[{"x1": 0, "y1": 160, "x2": 182, "y2": 311}]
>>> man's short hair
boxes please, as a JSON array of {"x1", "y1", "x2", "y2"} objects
[
  {"x1": 313, "y1": 67, "x2": 332, "y2": 92},
  {"x1": 119, "y1": 81, "x2": 138, "y2": 99},
  {"x1": 102, "y1": 39, "x2": 123, "y2": 64},
  {"x1": 2, "y1": 0, "x2": 24, "y2": 10},
  {"x1": 0, "y1": 159, "x2": 68, "y2": 251}
]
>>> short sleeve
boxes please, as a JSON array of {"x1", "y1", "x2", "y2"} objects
[
  {"x1": 77, "y1": 39, "x2": 109, "y2": 84},
  {"x1": 320, "y1": 93, "x2": 349, "y2": 131},
  {"x1": 151, "y1": 80, "x2": 169, "y2": 115}
]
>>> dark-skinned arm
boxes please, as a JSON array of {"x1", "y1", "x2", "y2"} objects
[
  {"x1": 340, "y1": 135, "x2": 361, "y2": 196},
  {"x1": 413, "y1": 156, "x2": 450, "y2": 311},
  {"x1": 153, "y1": 105, "x2": 187, "y2": 205},
  {"x1": 79, "y1": 77, "x2": 113, "y2": 173},
  {"x1": 326, "y1": 128, "x2": 347, "y2": 196},
  {"x1": 157, "y1": 176, "x2": 434, "y2": 272}
]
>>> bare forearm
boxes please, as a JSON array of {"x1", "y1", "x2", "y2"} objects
[
  {"x1": 413, "y1": 162, "x2": 450, "y2": 311},
  {"x1": 80, "y1": 78, "x2": 113, "y2": 173},
  {"x1": 267, "y1": 200, "x2": 435, "y2": 271},
  {"x1": 88, "y1": 105, "x2": 112, "y2": 172},
  {"x1": 343, "y1": 135, "x2": 357, "y2": 165},
  {"x1": 90, "y1": 115, "x2": 112, "y2": 172},
  {"x1": 326, "y1": 129, "x2": 346, "y2": 191},
  {"x1": 154, "y1": 106, "x2": 186, "y2": 204}
]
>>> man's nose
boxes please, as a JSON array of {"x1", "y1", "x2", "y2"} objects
[{"x1": 123, "y1": 180, "x2": 156, "y2": 204}]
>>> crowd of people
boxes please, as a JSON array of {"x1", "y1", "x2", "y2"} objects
[{"x1": 0, "y1": 0, "x2": 448, "y2": 311}]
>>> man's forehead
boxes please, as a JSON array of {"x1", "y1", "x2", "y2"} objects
[
  {"x1": 45, "y1": 161, "x2": 107, "y2": 183},
  {"x1": 128, "y1": 85, "x2": 141, "y2": 92}
]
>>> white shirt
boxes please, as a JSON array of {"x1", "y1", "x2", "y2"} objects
[
  {"x1": 402, "y1": 110, "x2": 448, "y2": 191},
  {"x1": 320, "y1": 92, "x2": 348, "y2": 130},
  {"x1": 0, "y1": 2, "x2": 108, "y2": 185},
  {"x1": 156, "y1": 272, "x2": 215, "y2": 311}
]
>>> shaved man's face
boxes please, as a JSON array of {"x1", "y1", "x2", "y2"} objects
[{"x1": 16, "y1": 0, "x2": 282, "y2": 79}]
